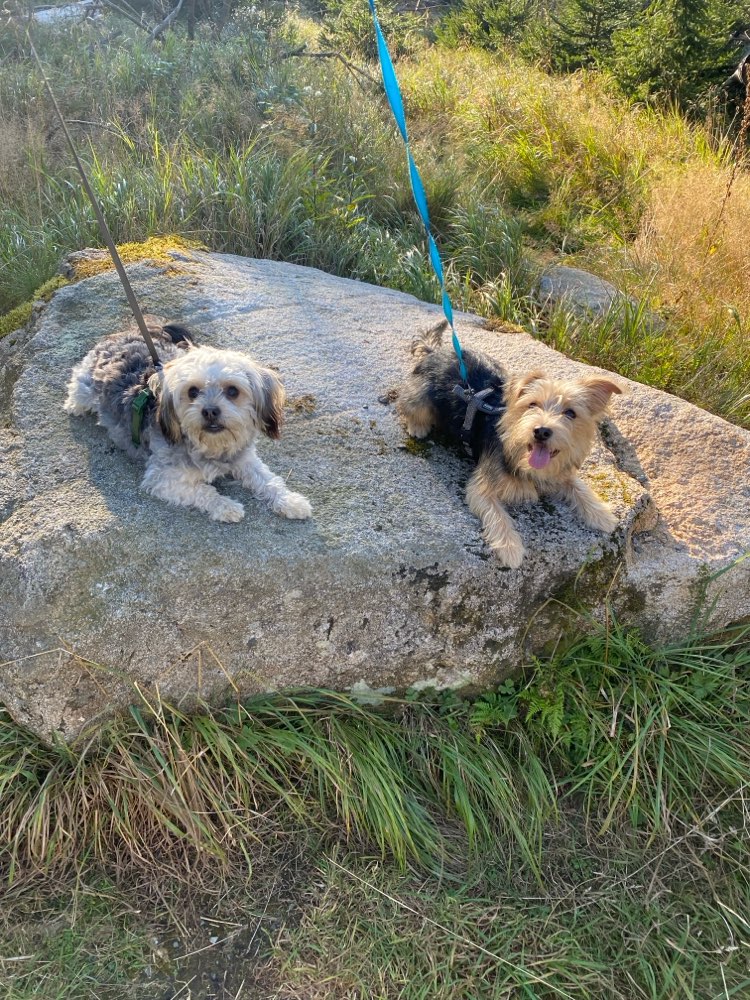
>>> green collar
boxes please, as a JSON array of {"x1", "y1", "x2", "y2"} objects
[{"x1": 131, "y1": 387, "x2": 155, "y2": 446}]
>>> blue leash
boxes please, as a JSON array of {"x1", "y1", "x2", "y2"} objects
[{"x1": 367, "y1": 0, "x2": 469, "y2": 385}]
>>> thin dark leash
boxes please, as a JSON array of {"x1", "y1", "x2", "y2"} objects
[
  {"x1": 27, "y1": 31, "x2": 162, "y2": 371},
  {"x1": 28, "y1": 31, "x2": 163, "y2": 444}
]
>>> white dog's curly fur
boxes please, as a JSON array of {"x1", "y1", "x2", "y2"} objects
[{"x1": 64, "y1": 320, "x2": 313, "y2": 523}]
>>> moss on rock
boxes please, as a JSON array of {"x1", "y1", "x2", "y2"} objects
[
  {"x1": 0, "y1": 276, "x2": 69, "y2": 340},
  {"x1": 65, "y1": 236, "x2": 203, "y2": 280},
  {"x1": 0, "y1": 237, "x2": 203, "y2": 342}
]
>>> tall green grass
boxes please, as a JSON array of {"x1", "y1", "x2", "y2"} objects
[
  {"x1": 1, "y1": 16, "x2": 749, "y2": 426},
  {"x1": 1, "y1": 621, "x2": 749, "y2": 884},
  {"x1": 541, "y1": 299, "x2": 750, "y2": 425},
  {"x1": 0, "y1": 688, "x2": 553, "y2": 882},
  {"x1": 2, "y1": 621, "x2": 750, "y2": 996}
]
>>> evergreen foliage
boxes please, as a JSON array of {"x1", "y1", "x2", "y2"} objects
[
  {"x1": 437, "y1": 0, "x2": 746, "y2": 111},
  {"x1": 317, "y1": 0, "x2": 426, "y2": 60},
  {"x1": 548, "y1": 0, "x2": 638, "y2": 70},
  {"x1": 610, "y1": 0, "x2": 744, "y2": 107},
  {"x1": 435, "y1": 0, "x2": 538, "y2": 51}
]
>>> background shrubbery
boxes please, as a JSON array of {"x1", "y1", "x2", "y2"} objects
[
  {"x1": 436, "y1": 0, "x2": 748, "y2": 112},
  {"x1": 2, "y1": 1, "x2": 748, "y2": 425}
]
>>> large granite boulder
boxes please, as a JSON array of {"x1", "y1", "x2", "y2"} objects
[{"x1": 1, "y1": 251, "x2": 748, "y2": 743}]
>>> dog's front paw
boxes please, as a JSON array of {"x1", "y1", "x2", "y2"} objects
[
  {"x1": 209, "y1": 496, "x2": 246, "y2": 523},
  {"x1": 585, "y1": 503, "x2": 618, "y2": 534},
  {"x1": 489, "y1": 534, "x2": 525, "y2": 569},
  {"x1": 63, "y1": 397, "x2": 86, "y2": 415},
  {"x1": 273, "y1": 491, "x2": 313, "y2": 520}
]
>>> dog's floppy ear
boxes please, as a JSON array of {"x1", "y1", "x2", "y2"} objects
[
  {"x1": 579, "y1": 378, "x2": 623, "y2": 417},
  {"x1": 257, "y1": 367, "x2": 285, "y2": 440},
  {"x1": 148, "y1": 369, "x2": 182, "y2": 444},
  {"x1": 510, "y1": 370, "x2": 547, "y2": 399}
]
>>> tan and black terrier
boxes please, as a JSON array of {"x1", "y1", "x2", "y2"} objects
[{"x1": 397, "y1": 321, "x2": 622, "y2": 568}]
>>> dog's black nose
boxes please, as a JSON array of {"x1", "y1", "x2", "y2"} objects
[
  {"x1": 533, "y1": 426, "x2": 553, "y2": 442},
  {"x1": 202, "y1": 405, "x2": 222, "y2": 421}
]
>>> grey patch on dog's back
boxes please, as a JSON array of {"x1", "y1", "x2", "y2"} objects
[{"x1": 77, "y1": 326, "x2": 194, "y2": 455}]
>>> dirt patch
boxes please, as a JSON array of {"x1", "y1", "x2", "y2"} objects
[
  {"x1": 288, "y1": 393, "x2": 317, "y2": 415},
  {"x1": 0, "y1": 839, "x2": 320, "y2": 1000}
]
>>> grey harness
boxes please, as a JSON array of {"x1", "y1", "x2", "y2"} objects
[{"x1": 452, "y1": 384, "x2": 506, "y2": 458}]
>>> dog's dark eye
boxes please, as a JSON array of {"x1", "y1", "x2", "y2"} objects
[
  {"x1": 187, "y1": 386, "x2": 200, "y2": 400},
  {"x1": 564, "y1": 408, "x2": 577, "y2": 420},
  {"x1": 225, "y1": 385, "x2": 239, "y2": 399},
  {"x1": 528, "y1": 401, "x2": 539, "y2": 409}
]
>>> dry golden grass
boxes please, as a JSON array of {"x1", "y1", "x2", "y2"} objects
[
  {"x1": 400, "y1": 47, "x2": 700, "y2": 178},
  {"x1": 634, "y1": 162, "x2": 750, "y2": 326},
  {"x1": 0, "y1": 118, "x2": 24, "y2": 197},
  {"x1": 0, "y1": 118, "x2": 46, "y2": 204}
]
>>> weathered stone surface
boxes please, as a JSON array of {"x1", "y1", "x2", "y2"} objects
[
  {"x1": 1, "y1": 251, "x2": 748, "y2": 743},
  {"x1": 537, "y1": 265, "x2": 637, "y2": 317}
]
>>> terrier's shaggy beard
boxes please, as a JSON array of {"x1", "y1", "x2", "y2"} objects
[{"x1": 500, "y1": 372, "x2": 617, "y2": 482}]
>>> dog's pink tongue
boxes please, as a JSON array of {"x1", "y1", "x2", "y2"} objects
[{"x1": 529, "y1": 444, "x2": 552, "y2": 470}]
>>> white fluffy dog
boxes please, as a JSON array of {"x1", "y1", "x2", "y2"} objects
[{"x1": 64, "y1": 321, "x2": 313, "y2": 523}]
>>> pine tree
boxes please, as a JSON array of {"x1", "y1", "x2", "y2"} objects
[
  {"x1": 435, "y1": 0, "x2": 540, "y2": 51},
  {"x1": 548, "y1": 0, "x2": 638, "y2": 70},
  {"x1": 610, "y1": 0, "x2": 744, "y2": 109}
]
